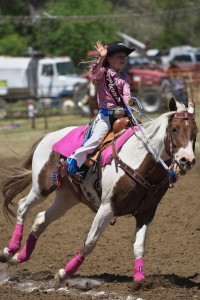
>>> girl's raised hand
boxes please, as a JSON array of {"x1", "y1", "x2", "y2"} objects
[{"x1": 94, "y1": 41, "x2": 108, "y2": 58}]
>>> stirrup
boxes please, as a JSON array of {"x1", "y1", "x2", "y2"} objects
[
  {"x1": 60, "y1": 158, "x2": 84, "y2": 183},
  {"x1": 71, "y1": 172, "x2": 84, "y2": 183},
  {"x1": 66, "y1": 158, "x2": 80, "y2": 176}
]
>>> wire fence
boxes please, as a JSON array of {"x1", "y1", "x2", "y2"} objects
[
  {"x1": 167, "y1": 67, "x2": 200, "y2": 103},
  {"x1": 0, "y1": 82, "x2": 90, "y2": 120}
]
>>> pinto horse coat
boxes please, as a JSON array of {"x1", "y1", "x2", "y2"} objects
[{"x1": 0, "y1": 98, "x2": 198, "y2": 282}]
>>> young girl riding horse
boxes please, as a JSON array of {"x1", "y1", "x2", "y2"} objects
[{"x1": 66, "y1": 40, "x2": 135, "y2": 177}]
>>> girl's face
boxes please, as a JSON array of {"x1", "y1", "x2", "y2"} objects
[{"x1": 107, "y1": 52, "x2": 126, "y2": 71}]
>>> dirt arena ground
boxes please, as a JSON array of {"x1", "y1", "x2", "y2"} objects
[{"x1": 0, "y1": 154, "x2": 199, "y2": 300}]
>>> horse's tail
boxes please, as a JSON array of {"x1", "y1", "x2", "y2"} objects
[{"x1": 1, "y1": 136, "x2": 44, "y2": 219}]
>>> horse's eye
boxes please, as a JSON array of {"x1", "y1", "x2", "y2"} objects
[{"x1": 172, "y1": 127, "x2": 177, "y2": 133}]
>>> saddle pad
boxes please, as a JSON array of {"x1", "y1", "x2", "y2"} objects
[
  {"x1": 101, "y1": 126, "x2": 139, "y2": 167},
  {"x1": 52, "y1": 125, "x2": 89, "y2": 158}
]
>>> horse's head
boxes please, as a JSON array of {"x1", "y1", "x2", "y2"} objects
[{"x1": 166, "y1": 98, "x2": 198, "y2": 175}]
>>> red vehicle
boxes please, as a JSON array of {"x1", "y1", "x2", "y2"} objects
[
  {"x1": 129, "y1": 68, "x2": 167, "y2": 89},
  {"x1": 126, "y1": 55, "x2": 169, "y2": 112}
]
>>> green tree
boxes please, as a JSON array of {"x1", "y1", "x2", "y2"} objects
[
  {"x1": 0, "y1": 34, "x2": 27, "y2": 55},
  {"x1": 0, "y1": 1, "x2": 27, "y2": 15},
  {"x1": 32, "y1": 0, "x2": 117, "y2": 68},
  {"x1": 108, "y1": 0, "x2": 200, "y2": 50},
  {"x1": 0, "y1": 0, "x2": 200, "y2": 58}
]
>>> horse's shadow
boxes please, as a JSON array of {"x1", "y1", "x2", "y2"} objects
[
  {"x1": 6, "y1": 269, "x2": 200, "y2": 292},
  {"x1": 88, "y1": 272, "x2": 200, "y2": 290},
  {"x1": 160, "y1": 273, "x2": 200, "y2": 289},
  {"x1": 18, "y1": 271, "x2": 200, "y2": 289}
]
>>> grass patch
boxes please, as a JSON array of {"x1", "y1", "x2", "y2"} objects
[{"x1": 0, "y1": 103, "x2": 199, "y2": 160}]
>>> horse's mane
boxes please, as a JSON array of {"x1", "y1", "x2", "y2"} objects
[{"x1": 135, "y1": 111, "x2": 176, "y2": 158}]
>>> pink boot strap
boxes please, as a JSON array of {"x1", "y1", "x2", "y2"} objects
[
  {"x1": 134, "y1": 258, "x2": 145, "y2": 281},
  {"x1": 65, "y1": 252, "x2": 85, "y2": 276},
  {"x1": 17, "y1": 234, "x2": 37, "y2": 263},
  {"x1": 8, "y1": 224, "x2": 23, "y2": 254}
]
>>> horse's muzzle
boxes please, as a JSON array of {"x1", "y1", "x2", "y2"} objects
[{"x1": 178, "y1": 157, "x2": 196, "y2": 174}]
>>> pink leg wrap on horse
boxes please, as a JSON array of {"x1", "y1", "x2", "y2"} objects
[
  {"x1": 134, "y1": 258, "x2": 145, "y2": 281},
  {"x1": 17, "y1": 234, "x2": 37, "y2": 263},
  {"x1": 8, "y1": 223, "x2": 23, "y2": 254},
  {"x1": 64, "y1": 252, "x2": 85, "y2": 276}
]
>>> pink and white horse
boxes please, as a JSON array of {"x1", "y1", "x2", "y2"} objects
[{"x1": 0, "y1": 98, "x2": 198, "y2": 282}]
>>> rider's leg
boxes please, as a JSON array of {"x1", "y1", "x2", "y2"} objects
[{"x1": 66, "y1": 113, "x2": 111, "y2": 174}]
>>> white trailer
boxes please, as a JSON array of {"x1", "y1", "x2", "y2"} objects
[
  {"x1": 0, "y1": 55, "x2": 87, "y2": 99},
  {"x1": 0, "y1": 56, "x2": 87, "y2": 117}
]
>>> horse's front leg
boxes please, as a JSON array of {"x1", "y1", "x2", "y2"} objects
[
  {"x1": 56, "y1": 202, "x2": 114, "y2": 280},
  {"x1": 133, "y1": 223, "x2": 150, "y2": 281}
]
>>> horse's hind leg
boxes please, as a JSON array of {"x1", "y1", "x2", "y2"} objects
[
  {"x1": 56, "y1": 202, "x2": 114, "y2": 280},
  {"x1": 10, "y1": 183, "x2": 79, "y2": 264},
  {"x1": 0, "y1": 188, "x2": 46, "y2": 262}
]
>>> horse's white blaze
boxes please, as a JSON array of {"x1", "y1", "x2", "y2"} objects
[
  {"x1": 134, "y1": 224, "x2": 149, "y2": 259},
  {"x1": 175, "y1": 141, "x2": 195, "y2": 162}
]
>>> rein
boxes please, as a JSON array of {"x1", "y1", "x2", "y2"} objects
[
  {"x1": 115, "y1": 156, "x2": 169, "y2": 194},
  {"x1": 112, "y1": 111, "x2": 195, "y2": 193}
]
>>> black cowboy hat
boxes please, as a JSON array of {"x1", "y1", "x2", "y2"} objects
[{"x1": 107, "y1": 41, "x2": 135, "y2": 56}]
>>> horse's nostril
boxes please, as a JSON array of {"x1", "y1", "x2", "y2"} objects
[
  {"x1": 179, "y1": 157, "x2": 195, "y2": 170},
  {"x1": 180, "y1": 157, "x2": 187, "y2": 165}
]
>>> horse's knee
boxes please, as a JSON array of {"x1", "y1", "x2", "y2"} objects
[
  {"x1": 17, "y1": 191, "x2": 42, "y2": 223},
  {"x1": 81, "y1": 238, "x2": 97, "y2": 256},
  {"x1": 17, "y1": 197, "x2": 28, "y2": 222},
  {"x1": 32, "y1": 211, "x2": 46, "y2": 236}
]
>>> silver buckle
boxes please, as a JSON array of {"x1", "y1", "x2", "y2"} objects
[{"x1": 113, "y1": 106, "x2": 125, "y2": 118}]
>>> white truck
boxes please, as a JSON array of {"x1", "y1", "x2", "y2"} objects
[{"x1": 0, "y1": 55, "x2": 87, "y2": 117}]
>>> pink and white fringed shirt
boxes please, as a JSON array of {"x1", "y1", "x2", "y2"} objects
[{"x1": 90, "y1": 62, "x2": 131, "y2": 109}]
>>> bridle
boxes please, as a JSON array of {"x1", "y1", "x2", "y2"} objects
[
  {"x1": 166, "y1": 111, "x2": 195, "y2": 171},
  {"x1": 113, "y1": 111, "x2": 196, "y2": 196}
]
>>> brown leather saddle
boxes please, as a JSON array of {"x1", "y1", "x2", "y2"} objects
[
  {"x1": 84, "y1": 117, "x2": 130, "y2": 168},
  {"x1": 51, "y1": 116, "x2": 134, "y2": 212}
]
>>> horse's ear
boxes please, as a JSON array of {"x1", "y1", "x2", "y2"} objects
[
  {"x1": 168, "y1": 97, "x2": 177, "y2": 111},
  {"x1": 188, "y1": 98, "x2": 195, "y2": 114},
  {"x1": 168, "y1": 97, "x2": 186, "y2": 112}
]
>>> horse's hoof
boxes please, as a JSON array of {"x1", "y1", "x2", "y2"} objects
[
  {"x1": 0, "y1": 247, "x2": 13, "y2": 263},
  {"x1": 134, "y1": 273, "x2": 145, "y2": 281},
  {"x1": 8, "y1": 254, "x2": 20, "y2": 265},
  {"x1": 55, "y1": 268, "x2": 66, "y2": 280},
  {"x1": 54, "y1": 268, "x2": 69, "y2": 284}
]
